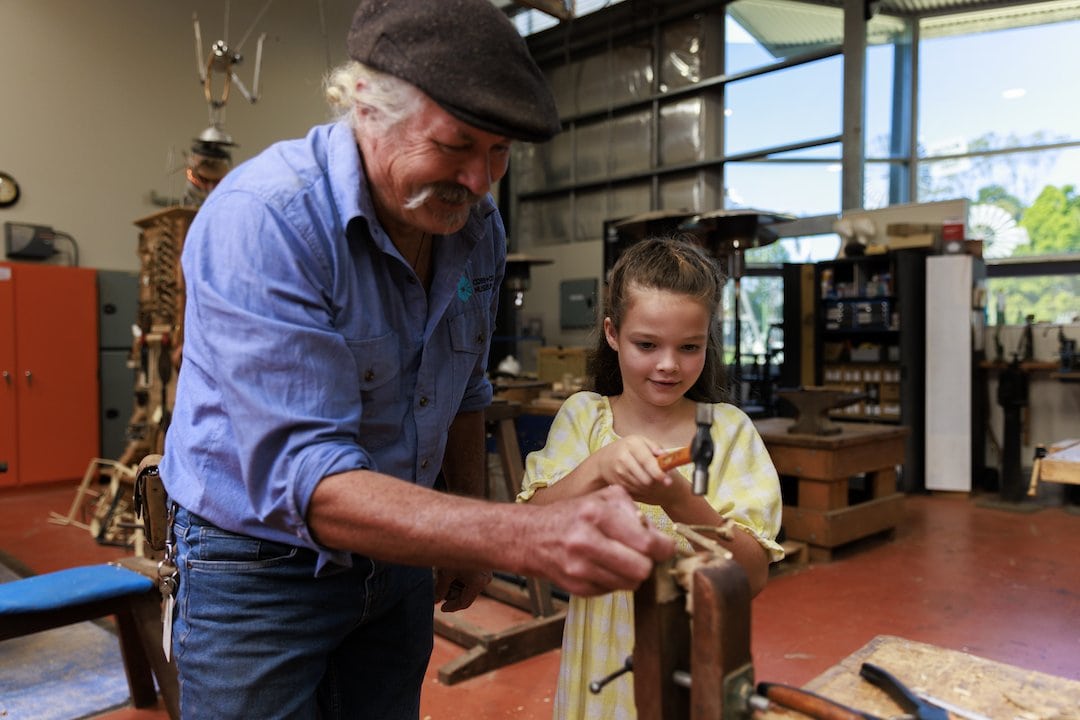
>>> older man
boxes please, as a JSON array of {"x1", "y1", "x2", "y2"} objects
[{"x1": 159, "y1": 0, "x2": 675, "y2": 717}]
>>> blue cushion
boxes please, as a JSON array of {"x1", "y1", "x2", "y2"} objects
[{"x1": 0, "y1": 564, "x2": 155, "y2": 615}]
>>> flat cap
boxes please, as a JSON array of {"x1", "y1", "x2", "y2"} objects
[{"x1": 347, "y1": 0, "x2": 561, "y2": 143}]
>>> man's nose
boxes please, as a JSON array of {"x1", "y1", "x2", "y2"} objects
[{"x1": 457, "y1": 151, "x2": 498, "y2": 196}]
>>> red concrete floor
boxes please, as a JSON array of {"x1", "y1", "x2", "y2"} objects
[{"x1": 1, "y1": 481, "x2": 1078, "y2": 719}]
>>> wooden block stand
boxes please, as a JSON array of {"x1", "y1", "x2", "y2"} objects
[{"x1": 754, "y1": 418, "x2": 908, "y2": 562}]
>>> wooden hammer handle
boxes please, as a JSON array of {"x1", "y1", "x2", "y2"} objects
[{"x1": 656, "y1": 445, "x2": 692, "y2": 471}]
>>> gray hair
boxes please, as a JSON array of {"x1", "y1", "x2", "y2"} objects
[{"x1": 324, "y1": 60, "x2": 424, "y2": 133}]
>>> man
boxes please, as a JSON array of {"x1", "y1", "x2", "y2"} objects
[{"x1": 158, "y1": 1, "x2": 675, "y2": 717}]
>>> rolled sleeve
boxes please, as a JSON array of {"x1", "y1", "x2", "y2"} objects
[{"x1": 180, "y1": 193, "x2": 374, "y2": 556}]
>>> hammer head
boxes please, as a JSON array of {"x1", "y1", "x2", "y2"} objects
[{"x1": 689, "y1": 403, "x2": 715, "y2": 495}]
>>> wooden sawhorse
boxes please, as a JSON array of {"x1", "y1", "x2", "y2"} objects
[{"x1": 432, "y1": 400, "x2": 567, "y2": 684}]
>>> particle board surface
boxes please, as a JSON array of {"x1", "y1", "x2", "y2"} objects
[{"x1": 758, "y1": 635, "x2": 1080, "y2": 719}]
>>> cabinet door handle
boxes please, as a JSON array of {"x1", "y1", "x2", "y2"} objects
[
  {"x1": 2, "y1": 370, "x2": 10, "y2": 385},
  {"x1": 24, "y1": 370, "x2": 32, "y2": 386}
]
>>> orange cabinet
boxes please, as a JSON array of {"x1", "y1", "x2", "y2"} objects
[{"x1": 0, "y1": 262, "x2": 99, "y2": 486}]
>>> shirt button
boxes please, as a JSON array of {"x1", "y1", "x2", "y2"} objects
[
  {"x1": 421, "y1": 459, "x2": 430, "y2": 469},
  {"x1": 475, "y1": 332, "x2": 486, "y2": 344},
  {"x1": 364, "y1": 369, "x2": 375, "y2": 382},
  {"x1": 419, "y1": 396, "x2": 429, "y2": 407}
]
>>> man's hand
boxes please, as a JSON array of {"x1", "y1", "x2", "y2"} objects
[
  {"x1": 434, "y1": 567, "x2": 492, "y2": 612},
  {"x1": 526, "y1": 485, "x2": 676, "y2": 597}
]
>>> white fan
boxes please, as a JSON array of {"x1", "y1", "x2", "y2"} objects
[{"x1": 968, "y1": 204, "x2": 1028, "y2": 259}]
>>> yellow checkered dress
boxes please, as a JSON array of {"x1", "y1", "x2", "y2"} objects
[{"x1": 517, "y1": 391, "x2": 783, "y2": 720}]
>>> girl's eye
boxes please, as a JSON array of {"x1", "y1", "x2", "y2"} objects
[
  {"x1": 636, "y1": 342, "x2": 655, "y2": 350},
  {"x1": 682, "y1": 344, "x2": 702, "y2": 352}
]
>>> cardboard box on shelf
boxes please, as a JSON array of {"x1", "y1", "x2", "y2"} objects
[
  {"x1": 884, "y1": 232, "x2": 937, "y2": 250},
  {"x1": 537, "y1": 346, "x2": 588, "y2": 385}
]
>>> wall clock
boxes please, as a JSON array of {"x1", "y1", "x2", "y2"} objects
[{"x1": 0, "y1": 172, "x2": 20, "y2": 208}]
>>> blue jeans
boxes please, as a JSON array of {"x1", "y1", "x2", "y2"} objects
[{"x1": 172, "y1": 507, "x2": 434, "y2": 719}]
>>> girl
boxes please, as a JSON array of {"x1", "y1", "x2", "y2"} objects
[{"x1": 517, "y1": 236, "x2": 783, "y2": 719}]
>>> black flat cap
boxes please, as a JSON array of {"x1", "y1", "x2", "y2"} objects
[{"x1": 347, "y1": 0, "x2": 561, "y2": 143}]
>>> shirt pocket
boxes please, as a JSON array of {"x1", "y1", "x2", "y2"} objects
[
  {"x1": 346, "y1": 333, "x2": 402, "y2": 449},
  {"x1": 447, "y1": 307, "x2": 489, "y2": 389},
  {"x1": 448, "y1": 307, "x2": 489, "y2": 355}
]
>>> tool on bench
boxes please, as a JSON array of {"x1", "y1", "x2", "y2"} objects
[
  {"x1": 655, "y1": 403, "x2": 715, "y2": 494},
  {"x1": 858, "y1": 662, "x2": 948, "y2": 720},
  {"x1": 756, "y1": 682, "x2": 877, "y2": 719},
  {"x1": 755, "y1": 662, "x2": 952, "y2": 720}
]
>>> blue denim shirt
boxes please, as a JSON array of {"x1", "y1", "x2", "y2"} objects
[{"x1": 160, "y1": 120, "x2": 503, "y2": 572}]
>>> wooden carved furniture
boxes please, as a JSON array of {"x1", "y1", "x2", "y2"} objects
[
  {"x1": 755, "y1": 417, "x2": 908, "y2": 562},
  {"x1": 130, "y1": 207, "x2": 195, "y2": 460},
  {"x1": 60, "y1": 208, "x2": 195, "y2": 554}
]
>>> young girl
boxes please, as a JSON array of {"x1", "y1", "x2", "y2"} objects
[{"x1": 517, "y1": 236, "x2": 783, "y2": 719}]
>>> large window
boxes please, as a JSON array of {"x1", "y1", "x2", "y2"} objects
[
  {"x1": 508, "y1": 0, "x2": 1080, "y2": 359},
  {"x1": 917, "y1": 9, "x2": 1080, "y2": 324}
]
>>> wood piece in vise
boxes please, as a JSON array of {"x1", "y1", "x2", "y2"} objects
[{"x1": 634, "y1": 550, "x2": 754, "y2": 720}]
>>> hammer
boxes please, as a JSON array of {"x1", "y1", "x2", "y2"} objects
[{"x1": 655, "y1": 403, "x2": 714, "y2": 495}]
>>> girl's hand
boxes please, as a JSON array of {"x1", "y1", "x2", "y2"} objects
[{"x1": 595, "y1": 436, "x2": 680, "y2": 504}]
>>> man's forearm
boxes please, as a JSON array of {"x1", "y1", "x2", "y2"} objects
[{"x1": 441, "y1": 409, "x2": 487, "y2": 499}]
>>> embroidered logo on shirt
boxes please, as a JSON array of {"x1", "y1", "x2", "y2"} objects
[
  {"x1": 472, "y1": 275, "x2": 494, "y2": 293},
  {"x1": 457, "y1": 275, "x2": 474, "y2": 302}
]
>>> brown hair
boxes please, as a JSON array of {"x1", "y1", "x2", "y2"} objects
[{"x1": 588, "y1": 236, "x2": 728, "y2": 402}]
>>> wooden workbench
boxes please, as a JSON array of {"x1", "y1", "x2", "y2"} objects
[
  {"x1": 759, "y1": 635, "x2": 1080, "y2": 719},
  {"x1": 1028, "y1": 437, "x2": 1080, "y2": 500},
  {"x1": 754, "y1": 418, "x2": 908, "y2": 562}
]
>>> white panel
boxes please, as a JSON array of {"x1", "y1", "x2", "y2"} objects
[{"x1": 925, "y1": 254, "x2": 973, "y2": 491}]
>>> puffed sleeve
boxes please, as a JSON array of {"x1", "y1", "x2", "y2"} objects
[
  {"x1": 707, "y1": 404, "x2": 785, "y2": 562},
  {"x1": 516, "y1": 392, "x2": 605, "y2": 503}
]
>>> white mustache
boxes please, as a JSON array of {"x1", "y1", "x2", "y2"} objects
[{"x1": 403, "y1": 183, "x2": 480, "y2": 210}]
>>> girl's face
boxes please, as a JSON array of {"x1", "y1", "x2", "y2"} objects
[{"x1": 604, "y1": 286, "x2": 711, "y2": 408}]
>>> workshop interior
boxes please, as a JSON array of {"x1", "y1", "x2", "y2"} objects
[{"x1": 1, "y1": 1, "x2": 1078, "y2": 718}]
